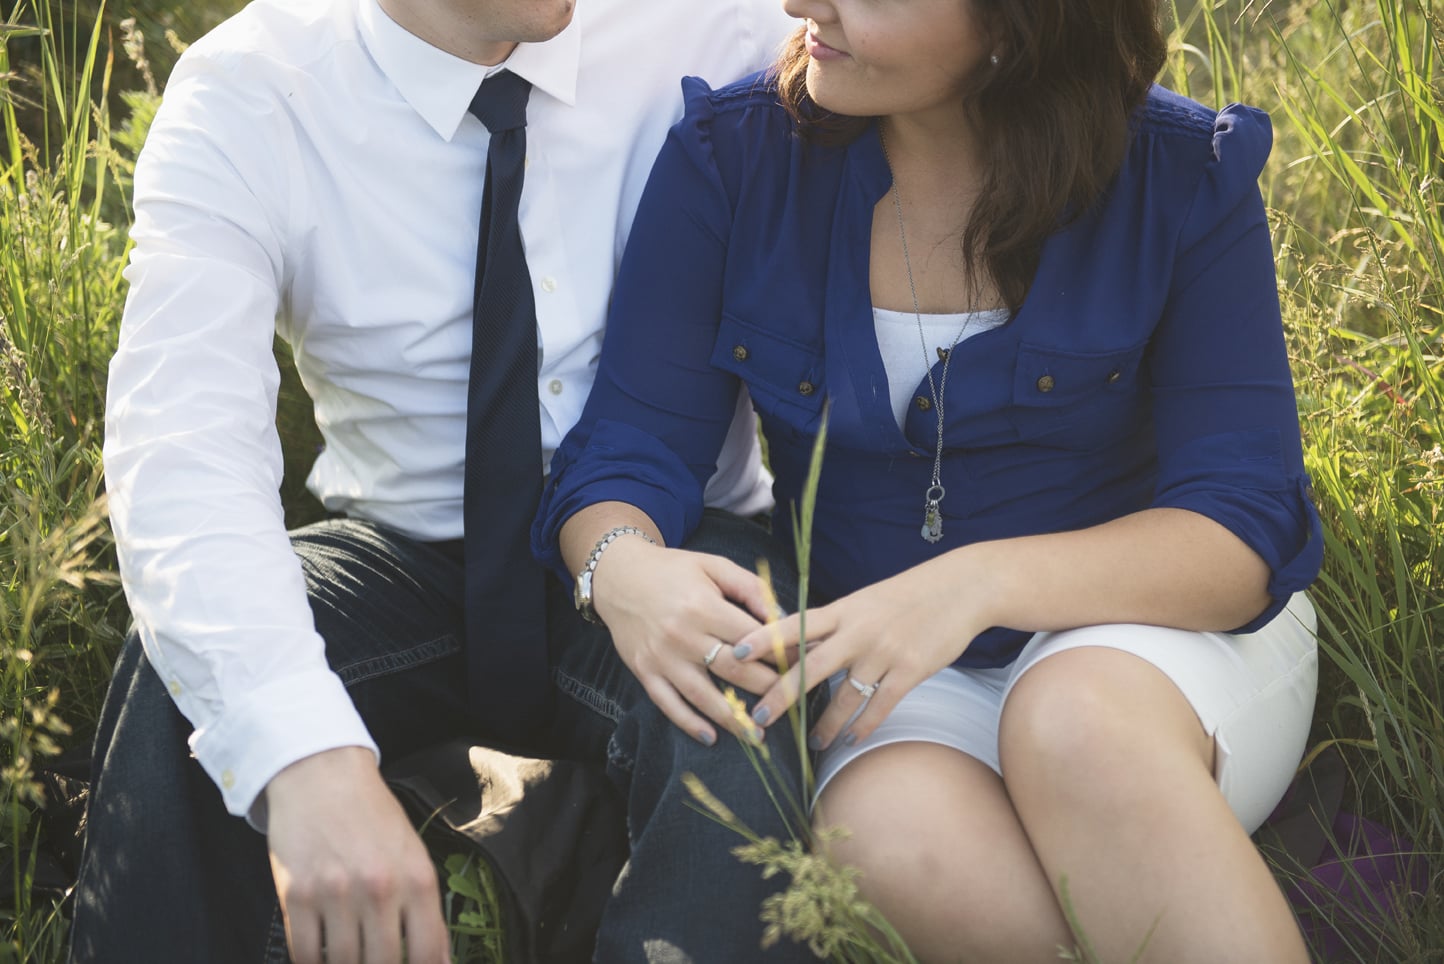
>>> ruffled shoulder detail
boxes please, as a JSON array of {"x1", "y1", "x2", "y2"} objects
[
  {"x1": 1133, "y1": 87, "x2": 1275, "y2": 262},
  {"x1": 668, "y1": 71, "x2": 792, "y2": 210},
  {"x1": 1203, "y1": 97, "x2": 1273, "y2": 184},
  {"x1": 1136, "y1": 86, "x2": 1272, "y2": 170},
  {"x1": 671, "y1": 75, "x2": 722, "y2": 182}
]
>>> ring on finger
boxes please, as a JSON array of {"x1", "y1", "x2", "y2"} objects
[
  {"x1": 703, "y1": 641, "x2": 725, "y2": 668},
  {"x1": 847, "y1": 675, "x2": 879, "y2": 700}
]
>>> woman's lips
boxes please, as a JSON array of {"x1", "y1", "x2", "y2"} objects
[{"x1": 804, "y1": 31, "x2": 848, "y2": 61}]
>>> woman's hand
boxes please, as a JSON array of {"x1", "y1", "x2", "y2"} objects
[
  {"x1": 591, "y1": 535, "x2": 782, "y2": 746},
  {"x1": 732, "y1": 558, "x2": 990, "y2": 749},
  {"x1": 730, "y1": 509, "x2": 1276, "y2": 750}
]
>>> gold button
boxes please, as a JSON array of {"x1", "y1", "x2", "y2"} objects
[
  {"x1": 915, "y1": 395, "x2": 932, "y2": 411},
  {"x1": 798, "y1": 381, "x2": 815, "y2": 396},
  {"x1": 1106, "y1": 369, "x2": 1122, "y2": 384},
  {"x1": 221, "y1": 770, "x2": 236, "y2": 790},
  {"x1": 168, "y1": 680, "x2": 182, "y2": 696},
  {"x1": 732, "y1": 345, "x2": 749, "y2": 362},
  {"x1": 1036, "y1": 374, "x2": 1056, "y2": 393}
]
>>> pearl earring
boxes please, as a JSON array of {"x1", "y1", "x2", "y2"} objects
[{"x1": 990, "y1": 53, "x2": 1000, "y2": 66}]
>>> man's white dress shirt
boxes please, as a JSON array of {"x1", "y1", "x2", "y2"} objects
[{"x1": 103, "y1": 0, "x2": 792, "y2": 819}]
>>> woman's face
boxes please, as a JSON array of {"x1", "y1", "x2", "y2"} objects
[{"x1": 781, "y1": 0, "x2": 991, "y2": 123}]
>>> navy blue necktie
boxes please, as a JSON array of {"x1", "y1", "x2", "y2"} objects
[{"x1": 464, "y1": 70, "x2": 551, "y2": 741}]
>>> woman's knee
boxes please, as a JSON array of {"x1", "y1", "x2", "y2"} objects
[{"x1": 998, "y1": 647, "x2": 1213, "y2": 803}]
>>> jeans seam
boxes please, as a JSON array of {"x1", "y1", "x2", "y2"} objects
[
  {"x1": 553, "y1": 665, "x2": 625, "y2": 724},
  {"x1": 263, "y1": 901, "x2": 288, "y2": 964},
  {"x1": 333, "y1": 634, "x2": 460, "y2": 688}
]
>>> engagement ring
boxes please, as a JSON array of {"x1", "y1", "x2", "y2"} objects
[{"x1": 847, "y1": 675, "x2": 879, "y2": 700}]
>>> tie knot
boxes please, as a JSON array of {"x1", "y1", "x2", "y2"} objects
[{"x1": 469, "y1": 70, "x2": 531, "y2": 133}]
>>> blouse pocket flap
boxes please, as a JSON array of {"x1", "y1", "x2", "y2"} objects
[
  {"x1": 711, "y1": 313, "x2": 826, "y2": 413},
  {"x1": 1011, "y1": 342, "x2": 1146, "y2": 409}
]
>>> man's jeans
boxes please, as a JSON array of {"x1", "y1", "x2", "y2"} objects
[{"x1": 67, "y1": 511, "x2": 816, "y2": 963}]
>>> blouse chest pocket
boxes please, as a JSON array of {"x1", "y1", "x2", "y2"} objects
[
  {"x1": 1006, "y1": 341, "x2": 1147, "y2": 450},
  {"x1": 711, "y1": 313, "x2": 827, "y2": 434}
]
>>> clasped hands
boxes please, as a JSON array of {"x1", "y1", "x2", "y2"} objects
[{"x1": 593, "y1": 538, "x2": 980, "y2": 750}]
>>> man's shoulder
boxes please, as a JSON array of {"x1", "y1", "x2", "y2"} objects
[{"x1": 179, "y1": 0, "x2": 354, "y2": 80}]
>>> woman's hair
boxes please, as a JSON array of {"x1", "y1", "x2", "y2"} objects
[{"x1": 774, "y1": 1, "x2": 1167, "y2": 310}]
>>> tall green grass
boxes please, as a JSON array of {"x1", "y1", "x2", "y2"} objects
[
  {"x1": 2, "y1": 1, "x2": 132, "y2": 957},
  {"x1": 1, "y1": 0, "x2": 1440, "y2": 960},
  {"x1": 1212, "y1": 0, "x2": 1442, "y2": 957}
]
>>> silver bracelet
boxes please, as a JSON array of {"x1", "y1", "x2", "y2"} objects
[{"x1": 573, "y1": 524, "x2": 656, "y2": 624}]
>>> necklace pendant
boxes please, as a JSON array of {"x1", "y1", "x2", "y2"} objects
[{"x1": 921, "y1": 500, "x2": 944, "y2": 544}]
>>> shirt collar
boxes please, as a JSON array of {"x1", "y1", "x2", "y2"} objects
[{"x1": 358, "y1": 0, "x2": 581, "y2": 142}]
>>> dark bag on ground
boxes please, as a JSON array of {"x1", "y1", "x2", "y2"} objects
[
  {"x1": 1253, "y1": 745, "x2": 1429, "y2": 961},
  {"x1": 385, "y1": 741, "x2": 627, "y2": 964}
]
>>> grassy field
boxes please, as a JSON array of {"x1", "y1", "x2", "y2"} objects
[{"x1": 2, "y1": 0, "x2": 1440, "y2": 961}]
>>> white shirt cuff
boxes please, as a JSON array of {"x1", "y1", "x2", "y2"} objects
[{"x1": 189, "y1": 668, "x2": 379, "y2": 830}]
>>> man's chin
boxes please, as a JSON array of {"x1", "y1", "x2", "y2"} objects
[{"x1": 526, "y1": 0, "x2": 576, "y2": 43}]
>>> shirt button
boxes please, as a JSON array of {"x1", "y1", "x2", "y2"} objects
[
  {"x1": 548, "y1": 379, "x2": 564, "y2": 395},
  {"x1": 221, "y1": 770, "x2": 236, "y2": 790},
  {"x1": 168, "y1": 680, "x2": 182, "y2": 696},
  {"x1": 540, "y1": 276, "x2": 558, "y2": 293},
  {"x1": 1106, "y1": 369, "x2": 1122, "y2": 384},
  {"x1": 1036, "y1": 374, "x2": 1056, "y2": 393},
  {"x1": 732, "y1": 345, "x2": 749, "y2": 362},
  {"x1": 915, "y1": 395, "x2": 932, "y2": 411},
  {"x1": 797, "y1": 381, "x2": 815, "y2": 396}
]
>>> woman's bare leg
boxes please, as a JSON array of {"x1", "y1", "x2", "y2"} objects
[
  {"x1": 998, "y1": 647, "x2": 1308, "y2": 964},
  {"x1": 814, "y1": 741, "x2": 1071, "y2": 963}
]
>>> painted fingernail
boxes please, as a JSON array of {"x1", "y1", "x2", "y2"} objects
[
  {"x1": 807, "y1": 733, "x2": 823, "y2": 751},
  {"x1": 733, "y1": 643, "x2": 753, "y2": 659},
  {"x1": 751, "y1": 704, "x2": 771, "y2": 726},
  {"x1": 697, "y1": 729, "x2": 716, "y2": 747},
  {"x1": 842, "y1": 731, "x2": 858, "y2": 747},
  {"x1": 749, "y1": 726, "x2": 766, "y2": 744}
]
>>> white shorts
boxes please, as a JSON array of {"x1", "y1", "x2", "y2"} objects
[{"x1": 815, "y1": 593, "x2": 1318, "y2": 833}]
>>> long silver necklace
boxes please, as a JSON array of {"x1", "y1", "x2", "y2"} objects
[{"x1": 881, "y1": 131, "x2": 973, "y2": 544}]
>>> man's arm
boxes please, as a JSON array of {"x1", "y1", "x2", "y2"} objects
[{"x1": 106, "y1": 48, "x2": 446, "y2": 964}]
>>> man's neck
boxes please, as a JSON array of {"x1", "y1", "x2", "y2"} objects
[{"x1": 377, "y1": 0, "x2": 518, "y2": 66}]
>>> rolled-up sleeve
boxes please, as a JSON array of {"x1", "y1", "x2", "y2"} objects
[
  {"x1": 533, "y1": 79, "x2": 747, "y2": 579},
  {"x1": 1148, "y1": 105, "x2": 1323, "y2": 631}
]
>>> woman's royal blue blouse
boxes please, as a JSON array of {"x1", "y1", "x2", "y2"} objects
[{"x1": 533, "y1": 75, "x2": 1323, "y2": 668}]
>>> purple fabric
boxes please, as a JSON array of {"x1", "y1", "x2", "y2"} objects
[
  {"x1": 1284, "y1": 811, "x2": 1429, "y2": 959},
  {"x1": 1255, "y1": 747, "x2": 1428, "y2": 959}
]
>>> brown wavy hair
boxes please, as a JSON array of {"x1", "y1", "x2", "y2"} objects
[{"x1": 774, "y1": 0, "x2": 1167, "y2": 310}]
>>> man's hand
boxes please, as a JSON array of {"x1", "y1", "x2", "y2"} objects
[{"x1": 265, "y1": 746, "x2": 450, "y2": 964}]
